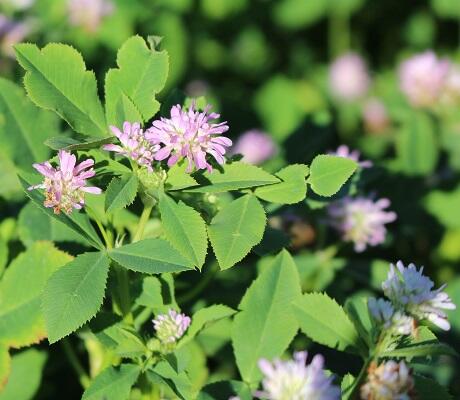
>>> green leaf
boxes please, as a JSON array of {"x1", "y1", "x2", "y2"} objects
[
  {"x1": 0, "y1": 242, "x2": 72, "y2": 348},
  {"x1": 186, "y1": 162, "x2": 280, "y2": 193},
  {"x1": 134, "y1": 276, "x2": 163, "y2": 309},
  {"x1": 149, "y1": 362, "x2": 194, "y2": 400},
  {"x1": 424, "y1": 185, "x2": 460, "y2": 229},
  {"x1": 105, "y1": 174, "x2": 139, "y2": 213},
  {"x1": 414, "y1": 375, "x2": 453, "y2": 400},
  {"x1": 109, "y1": 238, "x2": 193, "y2": 274},
  {"x1": 255, "y1": 164, "x2": 309, "y2": 204},
  {"x1": 15, "y1": 43, "x2": 106, "y2": 137},
  {"x1": 159, "y1": 193, "x2": 207, "y2": 269},
  {"x1": 43, "y1": 252, "x2": 110, "y2": 343},
  {"x1": 0, "y1": 78, "x2": 58, "y2": 169},
  {"x1": 341, "y1": 373, "x2": 355, "y2": 400},
  {"x1": 19, "y1": 175, "x2": 104, "y2": 250},
  {"x1": 0, "y1": 238, "x2": 7, "y2": 278},
  {"x1": 208, "y1": 195, "x2": 266, "y2": 270},
  {"x1": 381, "y1": 341, "x2": 458, "y2": 359},
  {"x1": 166, "y1": 162, "x2": 199, "y2": 191},
  {"x1": 105, "y1": 35, "x2": 169, "y2": 125},
  {"x1": 0, "y1": 349, "x2": 47, "y2": 400},
  {"x1": 179, "y1": 305, "x2": 236, "y2": 347},
  {"x1": 0, "y1": 345, "x2": 10, "y2": 391},
  {"x1": 94, "y1": 323, "x2": 146, "y2": 358},
  {"x1": 293, "y1": 292, "x2": 365, "y2": 355},
  {"x1": 308, "y1": 155, "x2": 357, "y2": 197},
  {"x1": 232, "y1": 250, "x2": 302, "y2": 384},
  {"x1": 45, "y1": 136, "x2": 115, "y2": 151},
  {"x1": 17, "y1": 202, "x2": 88, "y2": 247},
  {"x1": 396, "y1": 111, "x2": 438, "y2": 176},
  {"x1": 82, "y1": 364, "x2": 141, "y2": 400}
]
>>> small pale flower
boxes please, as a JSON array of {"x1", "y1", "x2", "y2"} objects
[
  {"x1": 329, "y1": 145, "x2": 372, "y2": 168},
  {"x1": 368, "y1": 298, "x2": 413, "y2": 336},
  {"x1": 382, "y1": 261, "x2": 456, "y2": 331},
  {"x1": 232, "y1": 129, "x2": 276, "y2": 165},
  {"x1": 399, "y1": 51, "x2": 450, "y2": 108},
  {"x1": 258, "y1": 351, "x2": 340, "y2": 400},
  {"x1": 68, "y1": 0, "x2": 114, "y2": 32},
  {"x1": 103, "y1": 121, "x2": 159, "y2": 171},
  {"x1": 327, "y1": 197, "x2": 397, "y2": 252},
  {"x1": 360, "y1": 361, "x2": 414, "y2": 400},
  {"x1": 329, "y1": 53, "x2": 370, "y2": 101},
  {"x1": 28, "y1": 150, "x2": 101, "y2": 214},
  {"x1": 153, "y1": 309, "x2": 191, "y2": 344},
  {"x1": 363, "y1": 98, "x2": 389, "y2": 134},
  {"x1": 146, "y1": 102, "x2": 231, "y2": 173}
]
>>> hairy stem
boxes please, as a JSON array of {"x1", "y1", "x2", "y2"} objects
[
  {"x1": 132, "y1": 204, "x2": 153, "y2": 243},
  {"x1": 61, "y1": 338, "x2": 91, "y2": 389}
]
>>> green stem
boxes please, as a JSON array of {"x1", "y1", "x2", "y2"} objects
[
  {"x1": 85, "y1": 205, "x2": 113, "y2": 249},
  {"x1": 132, "y1": 204, "x2": 153, "y2": 243},
  {"x1": 347, "y1": 357, "x2": 372, "y2": 400},
  {"x1": 61, "y1": 338, "x2": 91, "y2": 389}
]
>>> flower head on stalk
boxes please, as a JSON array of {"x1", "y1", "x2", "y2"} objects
[
  {"x1": 360, "y1": 361, "x2": 414, "y2": 400},
  {"x1": 257, "y1": 351, "x2": 340, "y2": 400},
  {"x1": 382, "y1": 261, "x2": 456, "y2": 331},
  {"x1": 28, "y1": 150, "x2": 101, "y2": 214},
  {"x1": 231, "y1": 129, "x2": 276, "y2": 165},
  {"x1": 399, "y1": 51, "x2": 450, "y2": 108},
  {"x1": 103, "y1": 121, "x2": 159, "y2": 171},
  {"x1": 153, "y1": 309, "x2": 191, "y2": 344},
  {"x1": 368, "y1": 298, "x2": 414, "y2": 336},
  {"x1": 327, "y1": 196, "x2": 397, "y2": 252},
  {"x1": 146, "y1": 102, "x2": 231, "y2": 173},
  {"x1": 329, "y1": 52, "x2": 370, "y2": 101},
  {"x1": 329, "y1": 145, "x2": 372, "y2": 168}
]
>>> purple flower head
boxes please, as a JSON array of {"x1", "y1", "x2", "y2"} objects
[
  {"x1": 368, "y1": 298, "x2": 414, "y2": 336},
  {"x1": 257, "y1": 352, "x2": 340, "y2": 400},
  {"x1": 329, "y1": 52, "x2": 370, "y2": 101},
  {"x1": 103, "y1": 122, "x2": 159, "y2": 171},
  {"x1": 327, "y1": 196, "x2": 396, "y2": 252},
  {"x1": 146, "y1": 102, "x2": 232, "y2": 173},
  {"x1": 152, "y1": 309, "x2": 191, "y2": 344},
  {"x1": 329, "y1": 145, "x2": 372, "y2": 168},
  {"x1": 231, "y1": 129, "x2": 276, "y2": 165},
  {"x1": 68, "y1": 0, "x2": 114, "y2": 33},
  {"x1": 382, "y1": 261, "x2": 456, "y2": 331},
  {"x1": 28, "y1": 150, "x2": 101, "y2": 215},
  {"x1": 360, "y1": 361, "x2": 414, "y2": 400},
  {"x1": 399, "y1": 51, "x2": 450, "y2": 108},
  {"x1": 362, "y1": 98, "x2": 389, "y2": 134}
]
